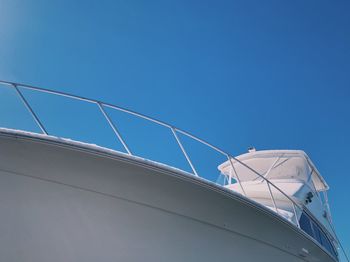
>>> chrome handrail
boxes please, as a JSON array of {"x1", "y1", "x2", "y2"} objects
[
  {"x1": 0, "y1": 79, "x2": 329, "y2": 221},
  {"x1": 0, "y1": 80, "x2": 298, "y2": 207},
  {"x1": 0, "y1": 79, "x2": 347, "y2": 261}
]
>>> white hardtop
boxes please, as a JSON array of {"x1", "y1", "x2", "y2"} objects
[{"x1": 218, "y1": 149, "x2": 329, "y2": 192}]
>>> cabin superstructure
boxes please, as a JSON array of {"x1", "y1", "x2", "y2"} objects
[{"x1": 218, "y1": 149, "x2": 338, "y2": 258}]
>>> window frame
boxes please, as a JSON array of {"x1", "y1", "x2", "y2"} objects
[{"x1": 299, "y1": 210, "x2": 338, "y2": 259}]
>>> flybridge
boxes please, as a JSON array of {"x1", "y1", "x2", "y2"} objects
[
  {"x1": 0, "y1": 79, "x2": 347, "y2": 261},
  {"x1": 218, "y1": 149, "x2": 337, "y2": 258}
]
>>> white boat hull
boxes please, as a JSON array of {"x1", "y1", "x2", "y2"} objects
[{"x1": 0, "y1": 130, "x2": 335, "y2": 261}]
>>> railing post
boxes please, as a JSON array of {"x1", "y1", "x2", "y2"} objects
[
  {"x1": 264, "y1": 156, "x2": 281, "y2": 179},
  {"x1": 97, "y1": 102, "x2": 132, "y2": 155},
  {"x1": 227, "y1": 155, "x2": 247, "y2": 197},
  {"x1": 292, "y1": 203, "x2": 300, "y2": 228},
  {"x1": 13, "y1": 84, "x2": 48, "y2": 135},
  {"x1": 171, "y1": 127, "x2": 198, "y2": 177},
  {"x1": 266, "y1": 181, "x2": 279, "y2": 214}
]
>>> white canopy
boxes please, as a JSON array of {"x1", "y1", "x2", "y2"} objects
[{"x1": 218, "y1": 150, "x2": 329, "y2": 192}]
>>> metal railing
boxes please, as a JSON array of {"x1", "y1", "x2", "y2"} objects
[{"x1": 0, "y1": 79, "x2": 348, "y2": 261}]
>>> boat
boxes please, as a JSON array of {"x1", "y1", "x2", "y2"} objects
[{"x1": 0, "y1": 80, "x2": 347, "y2": 262}]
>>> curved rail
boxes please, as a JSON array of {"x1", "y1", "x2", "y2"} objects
[
  {"x1": 0, "y1": 79, "x2": 348, "y2": 261},
  {"x1": 0, "y1": 80, "x2": 301, "y2": 209}
]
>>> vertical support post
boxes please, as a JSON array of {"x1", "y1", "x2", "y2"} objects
[
  {"x1": 171, "y1": 127, "x2": 198, "y2": 177},
  {"x1": 228, "y1": 169, "x2": 232, "y2": 186},
  {"x1": 292, "y1": 203, "x2": 300, "y2": 228},
  {"x1": 97, "y1": 102, "x2": 132, "y2": 155},
  {"x1": 264, "y1": 156, "x2": 281, "y2": 179},
  {"x1": 227, "y1": 155, "x2": 247, "y2": 197},
  {"x1": 324, "y1": 191, "x2": 333, "y2": 224},
  {"x1": 13, "y1": 84, "x2": 48, "y2": 135},
  {"x1": 267, "y1": 181, "x2": 278, "y2": 214}
]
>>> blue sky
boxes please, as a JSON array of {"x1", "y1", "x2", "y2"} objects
[{"x1": 0, "y1": 0, "x2": 349, "y2": 258}]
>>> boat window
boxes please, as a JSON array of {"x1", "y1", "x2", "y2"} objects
[
  {"x1": 319, "y1": 228, "x2": 337, "y2": 258},
  {"x1": 300, "y1": 212, "x2": 337, "y2": 258},
  {"x1": 299, "y1": 212, "x2": 314, "y2": 237},
  {"x1": 311, "y1": 220, "x2": 322, "y2": 244}
]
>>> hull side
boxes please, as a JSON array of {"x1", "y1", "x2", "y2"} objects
[{"x1": 0, "y1": 131, "x2": 335, "y2": 262}]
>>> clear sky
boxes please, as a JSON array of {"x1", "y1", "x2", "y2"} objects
[{"x1": 0, "y1": 0, "x2": 349, "y2": 258}]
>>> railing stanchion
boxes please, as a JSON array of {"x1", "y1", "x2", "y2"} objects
[
  {"x1": 171, "y1": 127, "x2": 198, "y2": 177},
  {"x1": 292, "y1": 203, "x2": 300, "y2": 228},
  {"x1": 267, "y1": 181, "x2": 279, "y2": 214},
  {"x1": 97, "y1": 102, "x2": 132, "y2": 155},
  {"x1": 227, "y1": 155, "x2": 247, "y2": 197},
  {"x1": 12, "y1": 84, "x2": 48, "y2": 135}
]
